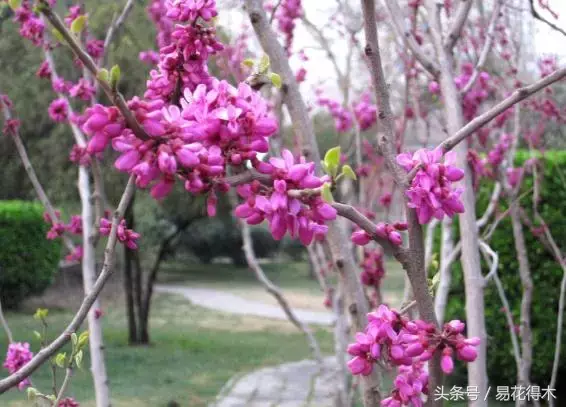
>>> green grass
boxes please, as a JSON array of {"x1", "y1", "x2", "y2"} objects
[{"x1": 1, "y1": 294, "x2": 333, "y2": 407}]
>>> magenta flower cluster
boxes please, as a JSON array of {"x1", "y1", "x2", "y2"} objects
[
  {"x1": 360, "y1": 249, "x2": 385, "y2": 288},
  {"x1": 351, "y1": 222, "x2": 404, "y2": 247},
  {"x1": 3, "y1": 342, "x2": 33, "y2": 391},
  {"x1": 316, "y1": 93, "x2": 353, "y2": 133},
  {"x1": 397, "y1": 148, "x2": 465, "y2": 225},
  {"x1": 99, "y1": 218, "x2": 141, "y2": 250},
  {"x1": 455, "y1": 62, "x2": 492, "y2": 121},
  {"x1": 44, "y1": 211, "x2": 83, "y2": 240},
  {"x1": 353, "y1": 92, "x2": 378, "y2": 131},
  {"x1": 347, "y1": 305, "x2": 479, "y2": 406},
  {"x1": 235, "y1": 149, "x2": 336, "y2": 244},
  {"x1": 272, "y1": 0, "x2": 303, "y2": 52}
]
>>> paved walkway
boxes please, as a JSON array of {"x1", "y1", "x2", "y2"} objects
[
  {"x1": 155, "y1": 284, "x2": 334, "y2": 325},
  {"x1": 211, "y1": 357, "x2": 340, "y2": 407}
]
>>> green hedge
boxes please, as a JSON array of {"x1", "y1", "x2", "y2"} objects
[
  {"x1": 444, "y1": 151, "x2": 566, "y2": 399},
  {"x1": 0, "y1": 201, "x2": 62, "y2": 309}
]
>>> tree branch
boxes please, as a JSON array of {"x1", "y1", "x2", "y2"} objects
[
  {"x1": 0, "y1": 299, "x2": 13, "y2": 344},
  {"x1": 0, "y1": 176, "x2": 136, "y2": 394},
  {"x1": 444, "y1": 0, "x2": 474, "y2": 51}
]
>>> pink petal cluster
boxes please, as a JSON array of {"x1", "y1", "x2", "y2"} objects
[
  {"x1": 44, "y1": 212, "x2": 83, "y2": 239},
  {"x1": 65, "y1": 245, "x2": 84, "y2": 262},
  {"x1": 3, "y1": 342, "x2": 33, "y2": 390},
  {"x1": 506, "y1": 167, "x2": 523, "y2": 188},
  {"x1": 69, "y1": 144, "x2": 92, "y2": 166},
  {"x1": 58, "y1": 397, "x2": 80, "y2": 407},
  {"x1": 351, "y1": 222, "x2": 404, "y2": 247},
  {"x1": 86, "y1": 39, "x2": 105, "y2": 60},
  {"x1": 317, "y1": 94, "x2": 353, "y2": 133},
  {"x1": 360, "y1": 249, "x2": 385, "y2": 287},
  {"x1": 455, "y1": 63, "x2": 492, "y2": 121},
  {"x1": 99, "y1": 218, "x2": 141, "y2": 250},
  {"x1": 486, "y1": 133, "x2": 513, "y2": 168},
  {"x1": 353, "y1": 92, "x2": 378, "y2": 131},
  {"x1": 397, "y1": 148, "x2": 465, "y2": 224},
  {"x1": 69, "y1": 79, "x2": 96, "y2": 101},
  {"x1": 64, "y1": 5, "x2": 84, "y2": 27},
  {"x1": 274, "y1": 0, "x2": 303, "y2": 52},
  {"x1": 347, "y1": 306, "x2": 480, "y2": 405},
  {"x1": 165, "y1": 0, "x2": 218, "y2": 22},
  {"x1": 13, "y1": 4, "x2": 45, "y2": 46},
  {"x1": 139, "y1": 50, "x2": 160, "y2": 65},
  {"x1": 235, "y1": 149, "x2": 335, "y2": 244},
  {"x1": 48, "y1": 98, "x2": 69, "y2": 122},
  {"x1": 36, "y1": 61, "x2": 52, "y2": 79}
]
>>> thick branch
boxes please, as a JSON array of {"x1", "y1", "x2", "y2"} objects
[
  {"x1": 444, "y1": 0, "x2": 474, "y2": 51},
  {"x1": 0, "y1": 176, "x2": 136, "y2": 394}
]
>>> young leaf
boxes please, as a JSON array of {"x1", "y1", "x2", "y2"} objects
[
  {"x1": 258, "y1": 54, "x2": 270, "y2": 74},
  {"x1": 8, "y1": 0, "x2": 21, "y2": 11},
  {"x1": 33, "y1": 330, "x2": 42, "y2": 341},
  {"x1": 241, "y1": 58, "x2": 255, "y2": 68},
  {"x1": 26, "y1": 387, "x2": 38, "y2": 401},
  {"x1": 75, "y1": 350, "x2": 84, "y2": 369},
  {"x1": 269, "y1": 73, "x2": 282, "y2": 89},
  {"x1": 321, "y1": 160, "x2": 330, "y2": 175},
  {"x1": 341, "y1": 164, "x2": 357, "y2": 180},
  {"x1": 34, "y1": 308, "x2": 48, "y2": 321},
  {"x1": 324, "y1": 146, "x2": 341, "y2": 177},
  {"x1": 97, "y1": 69, "x2": 109, "y2": 83},
  {"x1": 70, "y1": 15, "x2": 87, "y2": 34},
  {"x1": 55, "y1": 353, "x2": 67, "y2": 368},
  {"x1": 321, "y1": 183, "x2": 334, "y2": 203},
  {"x1": 78, "y1": 331, "x2": 89, "y2": 348},
  {"x1": 110, "y1": 65, "x2": 121, "y2": 89},
  {"x1": 51, "y1": 29, "x2": 65, "y2": 43},
  {"x1": 71, "y1": 333, "x2": 78, "y2": 347}
]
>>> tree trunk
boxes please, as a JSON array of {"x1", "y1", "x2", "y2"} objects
[
  {"x1": 123, "y1": 196, "x2": 139, "y2": 344},
  {"x1": 78, "y1": 167, "x2": 111, "y2": 407}
]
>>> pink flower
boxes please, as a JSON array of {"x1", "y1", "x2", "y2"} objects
[
  {"x1": 36, "y1": 61, "x2": 52, "y2": 79},
  {"x1": 58, "y1": 397, "x2": 80, "y2": 407},
  {"x1": 69, "y1": 79, "x2": 96, "y2": 101},
  {"x1": 353, "y1": 92, "x2": 377, "y2": 131},
  {"x1": 48, "y1": 98, "x2": 69, "y2": 122},
  {"x1": 428, "y1": 81, "x2": 441, "y2": 95},
  {"x1": 3, "y1": 342, "x2": 33, "y2": 390},
  {"x1": 139, "y1": 50, "x2": 160, "y2": 65},
  {"x1": 506, "y1": 167, "x2": 523, "y2": 188},
  {"x1": 398, "y1": 148, "x2": 465, "y2": 224}
]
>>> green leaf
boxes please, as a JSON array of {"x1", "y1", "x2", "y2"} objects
[
  {"x1": 321, "y1": 183, "x2": 334, "y2": 203},
  {"x1": 258, "y1": 54, "x2": 270, "y2": 74},
  {"x1": 51, "y1": 28, "x2": 65, "y2": 43},
  {"x1": 71, "y1": 333, "x2": 78, "y2": 347},
  {"x1": 241, "y1": 58, "x2": 255, "y2": 68},
  {"x1": 78, "y1": 331, "x2": 89, "y2": 348},
  {"x1": 34, "y1": 308, "x2": 48, "y2": 321},
  {"x1": 341, "y1": 164, "x2": 357, "y2": 180},
  {"x1": 8, "y1": 0, "x2": 21, "y2": 10},
  {"x1": 324, "y1": 146, "x2": 341, "y2": 177},
  {"x1": 110, "y1": 65, "x2": 121, "y2": 89},
  {"x1": 55, "y1": 352, "x2": 67, "y2": 368},
  {"x1": 97, "y1": 69, "x2": 109, "y2": 83},
  {"x1": 26, "y1": 387, "x2": 38, "y2": 401},
  {"x1": 33, "y1": 330, "x2": 42, "y2": 341},
  {"x1": 70, "y1": 15, "x2": 87, "y2": 34},
  {"x1": 75, "y1": 350, "x2": 83, "y2": 369},
  {"x1": 269, "y1": 73, "x2": 282, "y2": 89},
  {"x1": 431, "y1": 272, "x2": 441, "y2": 291},
  {"x1": 321, "y1": 160, "x2": 330, "y2": 175}
]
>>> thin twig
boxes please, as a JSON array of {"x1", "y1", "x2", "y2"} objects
[
  {"x1": 0, "y1": 300, "x2": 13, "y2": 344},
  {"x1": 53, "y1": 366, "x2": 73, "y2": 405}
]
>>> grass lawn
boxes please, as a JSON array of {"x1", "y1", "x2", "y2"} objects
[{"x1": 1, "y1": 293, "x2": 334, "y2": 407}]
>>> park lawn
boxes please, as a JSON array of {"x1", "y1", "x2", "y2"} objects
[{"x1": 1, "y1": 293, "x2": 334, "y2": 407}]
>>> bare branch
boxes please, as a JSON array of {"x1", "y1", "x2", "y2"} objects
[
  {"x1": 444, "y1": 0, "x2": 474, "y2": 51},
  {"x1": 529, "y1": 0, "x2": 566, "y2": 38},
  {"x1": 382, "y1": 0, "x2": 440, "y2": 76},
  {"x1": 102, "y1": 0, "x2": 136, "y2": 64},
  {"x1": 0, "y1": 300, "x2": 13, "y2": 344},
  {"x1": 460, "y1": 0, "x2": 502, "y2": 95},
  {"x1": 441, "y1": 66, "x2": 566, "y2": 153},
  {"x1": 0, "y1": 176, "x2": 136, "y2": 394}
]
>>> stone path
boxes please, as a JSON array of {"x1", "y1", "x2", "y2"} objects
[
  {"x1": 155, "y1": 284, "x2": 334, "y2": 325},
  {"x1": 211, "y1": 357, "x2": 340, "y2": 407}
]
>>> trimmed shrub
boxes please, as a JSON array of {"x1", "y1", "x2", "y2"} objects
[
  {"x1": 443, "y1": 151, "x2": 566, "y2": 398},
  {"x1": 0, "y1": 201, "x2": 62, "y2": 309}
]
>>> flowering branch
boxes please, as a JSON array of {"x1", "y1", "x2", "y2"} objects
[
  {"x1": 440, "y1": 66, "x2": 566, "y2": 153},
  {"x1": 39, "y1": 3, "x2": 150, "y2": 141},
  {"x1": 0, "y1": 176, "x2": 136, "y2": 394},
  {"x1": 529, "y1": 0, "x2": 566, "y2": 38}
]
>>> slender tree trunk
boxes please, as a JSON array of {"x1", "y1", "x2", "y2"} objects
[
  {"x1": 123, "y1": 196, "x2": 139, "y2": 344},
  {"x1": 510, "y1": 203, "x2": 533, "y2": 406},
  {"x1": 78, "y1": 168, "x2": 111, "y2": 407}
]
